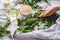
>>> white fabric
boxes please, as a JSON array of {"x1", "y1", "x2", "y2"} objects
[{"x1": 0, "y1": 0, "x2": 60, "y2": 40}]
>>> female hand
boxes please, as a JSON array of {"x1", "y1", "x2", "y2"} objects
[{"x1": 43, "y1": 5, "x2": 60, "y2": 17}]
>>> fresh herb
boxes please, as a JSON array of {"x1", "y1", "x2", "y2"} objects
[
  {"x1": 0, "y1": 20, "x2": 11, "y2": 37},
  {"x1": 38, "y1": 14, "x2": 59, "y2": 29},
  {"x1": 24, "y1": 0, "x2": 42, "y2": 9},
  {"x1": 4, "y1": 20, "x2": 11, "y2": 28},
  {"x1": 23, "y1": 0, "x2": 48, "y2": 9},
  {"x1": 17, "y1": 12, "x2": 59, "y2": 33}
]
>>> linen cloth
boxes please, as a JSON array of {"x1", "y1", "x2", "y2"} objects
[{"x1": 13, "y1": 0, "x2": 60, "y2": 40}]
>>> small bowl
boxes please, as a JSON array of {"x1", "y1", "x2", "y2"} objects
[{"x1": 20, "y1": 5, "x2": 32, "y2": 16}]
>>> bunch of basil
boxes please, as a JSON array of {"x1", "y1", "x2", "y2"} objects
[{"x1": 17, "y1": 12, "x2": 59, "y2": 33}]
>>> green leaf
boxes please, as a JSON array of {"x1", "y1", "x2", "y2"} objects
[
  {"x1": 0, "y1": 20, "x2": 11, "y2": 37},
  {"x1": 45, "y1": 0, "x2": 48, "y2": 3},
  {"x1": 17, "y1": 18, "x2": 23, "y2": 26},
  {"x1": 17, "y1": 12, "x2": 59, "y2": 33},
  {"x1": 4, "y1": 20, "x2": 11, "y2": 28}
]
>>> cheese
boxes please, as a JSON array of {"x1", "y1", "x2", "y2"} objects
[{"x1": 20, "y1": 5, "x2": 32, "y2": 15}]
